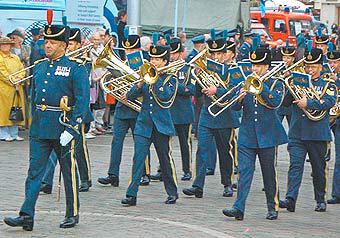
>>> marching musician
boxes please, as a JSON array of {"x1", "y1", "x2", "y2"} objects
[
  {"x1": 236, "y1": 31, "x2": 253, "y2": 62},
  {"x1": 222, "y1": 44, "x2": 287, "y2": 220},
  {"x1": 4, "y1": 17, "x2": 90, "y2": 230},
  {"x1": 279, "y1": 47, "x2": 337, "y2": 212},
  {"x1": 169, "y1": 37, "x2": 195, "y2": 181},
  {"x1": 186, "y1": 35, "x2": 206, "y2": 63},
  {"x1": 40, "y1": 28, "x2": 94, "y2": 193},
  {"x1": 315, "y1": 32, "x2": 329, "y2": 62},
  {"x1": 327, "y1": 48, "x2": 340, "y2": 205},
  {"x1": 277, "y1": 42, "x2": 296, "y2": 124},
  {"x1": 121, "y1": 42, "x2": 178, "y2": 206},
  {"x1": 183, "y1": 34, "x2": 239, "y2": 198},
  {"x1": 97, "y1": 33, "x2": 151, "y2": 187}
]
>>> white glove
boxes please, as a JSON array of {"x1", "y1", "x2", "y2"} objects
[{"x1": 60, "y1": 130, "x2": 74, "y2": 146}]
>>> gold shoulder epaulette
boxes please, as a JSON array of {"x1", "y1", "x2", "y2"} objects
[{"x1": 34, "y1": 58, "x2": 48, "y2": 65}]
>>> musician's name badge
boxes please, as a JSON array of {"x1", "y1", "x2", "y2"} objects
[{"x1": 55, "y1": 66, "x2": 71, "y2": 77}]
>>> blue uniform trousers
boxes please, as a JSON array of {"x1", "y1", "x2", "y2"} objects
[
  {"x1": 20, "y1": 137, "x2": 79, "y2": 218},
  {"x1": 206, "y1": 140, "x2": 217, "y2": 171},
  {"x1": 108, "y1": 118, "x2": 150, "y2": 178},
  {"x1": 285, "y1": 139, "x2": 329, "y2": 203},
  {"x1": 127, "y1": 128, "x2": 178, "y2": 197},
  {"x1": 42, "y1": 123, "x2": 91, "y2": 186},
  {"x1": 207, "y1": 129, "x2": 238, "y2": 172},
  {"x1": 193, "y1": 125, "x2": 233, "y2": 189},
  {"x1": 331, "y1": 125, "x2": 340, "y2": 199},
  {"x1": 174, "y1": 124, "x2": 193, "y2": 174},
  {"x1": 233, "y1": 146, "x2": 279, "y2": 213}
]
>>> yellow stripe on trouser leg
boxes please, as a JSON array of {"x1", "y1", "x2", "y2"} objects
[
  {"x1": 233, "y1": 130, "x2": 238, "y2": 168},
  {"x1": 324, "y1": 161, "x2": 329, "y2": 202},
  {"x1": 82, "y1": 124, "x2": 91, "y2": 181},
  {"x1": 70, "y1": 140, "x2": 78, "y2": 216},
  {"x1": 274, "y1": 146, "x2": 279, "y2": 211},
  {"x1": 144, "y1": 155, "x2": 150, "y2": 175},
  {"x1": 168, "y1": 137, "x2": 178, "y2": 187},
  {"x1": 187, "y1": 124, "x2": 192, "y2": 172},
  {"x1": 228, "y1": 129, "x2": 235, "y2": 184}
]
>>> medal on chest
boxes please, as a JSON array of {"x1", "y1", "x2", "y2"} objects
[{"x1": 55, "y1": 66, "x2": 71, "y2": 77}]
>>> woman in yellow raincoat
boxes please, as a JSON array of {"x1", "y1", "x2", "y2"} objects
[{"x1": 0, "y1": 37, "x2": 26, "y2": 141}]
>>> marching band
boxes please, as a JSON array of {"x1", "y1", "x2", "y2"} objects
[{"x1": 3, "y1": 10, "x2": 340, "y2": 231}]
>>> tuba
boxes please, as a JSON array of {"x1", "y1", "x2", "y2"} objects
[{"x1": 8, "y1": 43, "x2": 95, "y2": 85}]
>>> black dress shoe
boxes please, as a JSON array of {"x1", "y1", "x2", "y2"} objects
[
  {"x1": 88, "y1": 180, "x2": 92, "y2": 187},
  {"x1": 97, "y1": 175, "x2": 119, "y2": 187},
  {"x1": 223, "y1": 186, "x2": 233, "y2": 197},
  {"x1": 140, "y1": 175, "x2": 150, "y2": 186},
  {"x1": 327, "y1": 197, "x2": 340, "y2": 204},
  {"x1": 315, "y1": 202, "x2": 326, "y2": 212},
  {"x1": 4, "y1": 215, "x2": 34, "y2": 231},
  {"x1": 150, "y1": 172, "x2": 163, "y2": 181},
  {"x1": 206, "y1": 168, "x2": 215, "y2": 176},
  {"x1": 79, "y1": 183, "x2": 90, "y2": 192},
  {"x1": 165, "y1": 194, "x2": 178, "y2": 204},
  {"x1": 279, "y1": 197, "x2": 295, "y2": 212},
  {"x1": 40, "y1": 183, "x2": 52, "y2": 194},
  {"x1": 266, "y1": 210, "x2": 278, "y2": 220},
  {"x1": 121, "y1": 196, "x2": 137, "y2": 206},
  {"x1": 182, "y1": 187, "x2": 203, "y2": 198},
  {"x1": 59, "y1": 215, "x2": 79, "y2": 229},
  {"x1": 222, "y1": 208, "x2": 244, "y2": 221},
  {"x1": 181, "y1": 172, "x2": 192, "y2": 181}
]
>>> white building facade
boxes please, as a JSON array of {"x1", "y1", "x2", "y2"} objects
[{"x1": 315, "y1": 0, "x2": 340, "y2": 25}]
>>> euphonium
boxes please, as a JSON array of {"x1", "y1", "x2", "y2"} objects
[{"x1": 188, "y1": 48, "x2": 228, "y2": 104}]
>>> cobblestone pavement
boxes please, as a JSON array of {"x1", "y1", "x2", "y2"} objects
[{"x1": 0, "y1": 128, "x2": 340, "y2": 238}]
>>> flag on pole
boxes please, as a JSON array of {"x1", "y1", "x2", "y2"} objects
[
  {"x1": 103, "y1": 0, "x2": 119, "y2": 33},
  {"x1": 260, "y1": 0, "x2": 266, "y2": 17}
]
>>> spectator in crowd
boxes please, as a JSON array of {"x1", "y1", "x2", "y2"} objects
[
  {"x1": 29, "y1": 28, "x2": 45, "y2": 65},
  {"x1": 178, "y1": 31, "x2": 187, "y2": 44},
  {"x1": 0, "y1": 37, "x2": 26, "y2": 141},
  {"x1": 89, "y1": 32, "x2": 107, "y2": 136},
  {"x1": 117, "y1": 10, "x2": 127, "y2": 60},
  {"x1": 9, "y1": 30, "x2": 31, "y2": 67},
  {"x1": 96, "y1": 28, "x2": 106, "y2": 46},
  {"x1": 140, "y1": 35, "x2": 151, "y2": 60},
  {"x1": 271, "y1": 39, "x2": 284, "y2": 61}
]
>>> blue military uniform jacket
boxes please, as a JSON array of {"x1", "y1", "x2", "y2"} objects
[
  {"x1": 170, "y1": 65, "x2": 195, "y2": 124},
  {"x1": 233, "y1": 78, "x2": 288, "y2": 148},
  {"x1": 283, "y1": 77, "x2": 336, "y2": 141},
  {"x1": 186, "y1": 48, "x2": 199, "y2": 63},
  {"x1": 236, "y1": 42, "x2": 251, "y2": 62},
  {"x1": 335, "y1": 73, "x2": 340, "y2": 125},
  {"x1": 127, "y1": 73, "x2": 176, "y2": 138},
  {"x1": 197, "y1": 66, "x2": 240, "y2": 129},
  {"x1": 30, "y1": 55, "x2": 90, "y2": 139},
  {"x1": 114, "y1": 102, "x2": 139, "y2": 120}
]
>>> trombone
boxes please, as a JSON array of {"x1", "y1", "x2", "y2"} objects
[
  {"x1": 8, "y1": 43, "x2": 95, "y2": 85},
  {"x1": 208, "y1": 62, "x2": 286, "y2": 117}
]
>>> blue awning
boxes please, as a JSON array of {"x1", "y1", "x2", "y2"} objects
[{"x1": 0, "y1": 0, "x2": 66, "y2": 11}]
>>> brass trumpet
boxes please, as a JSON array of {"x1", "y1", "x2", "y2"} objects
[{"x1": 9, "y1": 43, "x2": 95, "y2": 85}]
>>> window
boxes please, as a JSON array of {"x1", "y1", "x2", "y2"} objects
[
  {"x1": 289, "y1": 20, "x2": 312, "y2": 36},
  {"x1": 274, "y1": 19, "x2": 286, "y2": 33}
]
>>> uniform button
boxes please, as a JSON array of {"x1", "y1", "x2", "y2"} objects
[
  {"x1": 47, "y1": 72, "x2": 50, "y2": 76},
  {"x1": 42, "y1": 89, "x2": 46, "y2": 92},
  {"x1": 49, "y1": 64, "x2": 53, "y2": 68},
  {"x1": 150, "y1": 96, "x2": 153, "y2": 99},
  {"x1": 254, "y1": 118, "x2": 258, "y2": 122},
  {"x1": 42, "y1": 98, "x2": 46, "y2": 102},
  {"x1": 44, "y1": 81, "x2": 48, "y2": 84},
  {"x1": 150, "y1": 111, "x2": 153, "y2": 114},
  {"x1": 302, "y1": 114, "x2": 305, "y2": 117},
  {"x1": 150, "y1": 103, "x2": 153, "y2": 107},
  {"x1": 254, "y1": 111, "x2": 257, "y2": 114}
]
